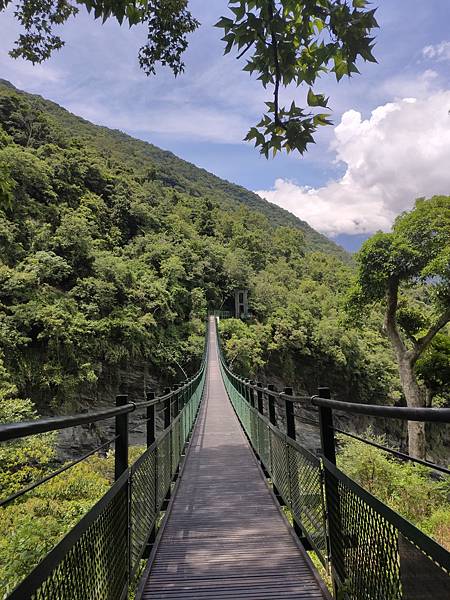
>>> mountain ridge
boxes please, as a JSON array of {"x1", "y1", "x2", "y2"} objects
[{"x1": 0, "y1": 78, "x2": 349, "y2": 261}]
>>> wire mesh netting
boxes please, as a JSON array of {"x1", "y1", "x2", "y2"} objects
[
  {"x1": 221, "y1": 359, "x2": 328, "y2": 566},
  {"x1": 218, "y1": 327, "x2": 450, "y2": 597},
  {"x1": 270, "y1": 429, "x2": 291, "y2": 504},
  {"x1": 9, "y1": 480, "x2": 129, "y2": 600},
  {"x1": 256, "y1": 416, "x2": 271, "y2": 470},
  {"x1": 287, "y1": 442, "x2": 328, "y2": 564},
  {"x1": 399, "y1": 534, "x2": 450, "y2": 599},
  {"x1": 7, "y1": 360, "x2": 207, "y2": 600},
  {"x1": 130, "y1": 448, "x2": 157, "y2": 577},
  {"x1": 325, "y1": 459, "x2": 450, "y2": 600}
]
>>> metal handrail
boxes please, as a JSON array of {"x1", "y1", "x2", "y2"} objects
[
  {"x1": 0, "y1": 352, "x2": 208, "y2": 443},
  {"x1": 2, "y1": 324, "x2": 209, "y2": 599},
  {"x1": 218, "y1": 327, "x2": 450, "y2": 598},
  {"x1": 0, "y1": 403, "x2": 136, "y2": 442},
  {"x1": 312, "y1": 396, "x2": 450, "y2": 423},
  {"x1": 218, "y1": 321, "x2": 450, "y2": 425}
]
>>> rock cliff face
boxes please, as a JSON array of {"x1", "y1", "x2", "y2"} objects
[
  {"x1": 48, "y1": 362, "x2": 449, "y2": 464},
  {"x1": 39, "y1": 360, "x2": 167, "y2": 461},
  {"x1": 272, "y1": 391, "x2": 450, "y2": 464}
]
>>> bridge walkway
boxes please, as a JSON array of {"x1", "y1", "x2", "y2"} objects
[{"x1": 139, "y1": 318, "x2": 329, "y2": 599}]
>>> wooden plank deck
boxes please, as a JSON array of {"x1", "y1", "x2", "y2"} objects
[{"x1": 139, "y1": 317, "x2": 330, "y2": 599}]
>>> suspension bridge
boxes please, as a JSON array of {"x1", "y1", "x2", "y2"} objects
[{"x1": 1, "y1": 316, "x2": 450, "y2": 599}]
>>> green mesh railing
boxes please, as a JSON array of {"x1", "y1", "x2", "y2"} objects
[
  {"x1": 217, "y1": 320, "x2": 450, "y2": 600},
  {"x1": 219, "y1": 353, "x2": 328, "y2": 565},
  {"x1": 3, "y1": 338, "x2": 207, "y2": 600}
]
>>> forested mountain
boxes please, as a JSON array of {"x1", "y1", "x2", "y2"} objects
[
  {"x1": 0, "y1": 79, "x2": 447, "y2": 461},
  {"x1": 0, "y1": 79, "x2": 349, "y2": 261},
  {"x1": 0, "y1": 79, "x2": 360, "y2": 413},
  {"x1": 1, "y1": 79, "x2": 449, "y2": 595}
]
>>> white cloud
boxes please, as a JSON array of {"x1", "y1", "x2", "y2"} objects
[
  {"x1": 256, "y1": 90, "x2": 450, "y2": 236},
  {"x1": 65, "y1": 100, "x2": 249, "y2": 144},
  {"x1": 0, "y1": 52, "x2": 63, "y2": 88},
  {"x1": 423, "y1": 41, "x2": 450, "y2": 62},
  {"x1": 380, "y1": 69, "x2": 439, "y2": 101}
]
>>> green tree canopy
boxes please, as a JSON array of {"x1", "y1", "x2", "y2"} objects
[
  {"x1": 351, "y1": 196, "x2": 450, "y2": 458},
  {"x1": 1, "y1": 0, "x2": 378, "y2": 157}
]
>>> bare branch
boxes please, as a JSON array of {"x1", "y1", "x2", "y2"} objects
[
  {"x1": 384, "y1": 277, "x2": 407, "y2": 359},
  {"x1": 236, "y1": 41, "x2": 254, "y2": 60},
  {"x1": 412, "y1": 306, "x2": 450, "y2": 364}
]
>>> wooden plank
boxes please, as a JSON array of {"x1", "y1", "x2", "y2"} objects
[{"x1": 139, "y1": 318, "x2": 330, "y2": 599}]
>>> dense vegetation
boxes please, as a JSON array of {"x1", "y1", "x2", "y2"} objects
[
  {"x1": 338, "y1": 430, "x2": 450, "y2": 551},
  {"x1": 1, "y1": 0, "x2": 379, "y2": 156},
  {"x1": 0, "y1": 80, "x2": 449, "y2": 596},
  {"x1": 351, "y1": 197, "x2": 450, "y2": 458},
  {"x1": 0, "y1": 79, "x2": 351, "y2": 415},
  {"x1": 0, "y1": 80, "x2": 447, "y2": 440},
  {"x1": 219, "y1": 198, "x2": 450, "y2": 457},
  {"x1": 0, "y1": 388, "x2": 140, "y2": 596}
]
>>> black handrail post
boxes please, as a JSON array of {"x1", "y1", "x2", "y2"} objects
[
  {"x1": 146, "y1": 390, "x2": 155, "y2": 447},
  {"x1": 267, "y1": 383, "x2": 283, "y2": 503},
  {"x1": 317, "y1": 386, "x2": 340, "y2": 597},
  {"x1": 244, "y1": 379, "x2": 250, "y2": 404},
  {"x1": 257, "y1": 382, "x2": 264, "y2": 415},
  {"x1": 284, "y1": 385, "x2": 305, "y2": 543},
  {"x1": 115, "y1": 394, "x2": 129, "y2": 481},
  {"x1": 164, "y1": 387, "x2": 171, "y2": 429},
  {"x1": 172, "y1": 385, "x2": 180, "y2": 419},
  {"x1": 284, "y1": 387, "x2": 295, "y2": 440},
  {"x1": 267, "y1": 384, "x2": 276, "y2": 424},
  {"x1": 249, "y1": 380, "x2": 256, "y2": 407},
  {"x1": 318, "y1": 387, "x2": 335, "y2": 464}
]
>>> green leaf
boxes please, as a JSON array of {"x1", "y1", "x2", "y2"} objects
[{"x1": 307, "y1": 89, "x2": 328, "y2": 108}]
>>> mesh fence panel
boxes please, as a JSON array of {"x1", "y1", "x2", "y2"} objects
[
  {"x1": 324, "y1": 460, "x2": 450, "y2": 600},
  {"x1": 399, "y1": 534, "x2": 450, "y2": 599},
  {"x1": 269, "y1": 430, "x2": 290, "y2": 505},
  {"x1": 326, "y1": 463, "x2": 402, "y2": 599},
  {"x1": 287, "y1": 442, "x2": 327, "y2": 563},
  {"x1": 130, "y1": 449, "x2": 157, "y2": 577},
  {"x1": 249, "y1": 409, "x2": 259, "y2": 449},
  {"x1": 257, "y1": 416, "x2": 271, "y2": 471},
  {"x1": 218, "y1": 338, "x2": 450, "y2": 596},
  {"x1": 171, "y1": 419, "x2": 181, "y2": 476},
  {"x1": 9, "y1": 480, "x2": 129, "y2": 600},
  {"x1": 156, "y1": 430, "x2": 172, "y2": 510},
  {"x1": 6, "y1": 348, "x2": 207, "y2": 600}
]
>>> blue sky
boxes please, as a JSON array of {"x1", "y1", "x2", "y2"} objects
[{"x1": 1, "y1": 1, "x2": 450, "y2": 251}]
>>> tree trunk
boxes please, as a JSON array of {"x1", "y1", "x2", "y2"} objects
[
  {"x1": 384, "y1": 279, "x2": 428, "y2": 460},
  {"x1": 398, "y1": 357, "x2": 426, "y2": 459}
]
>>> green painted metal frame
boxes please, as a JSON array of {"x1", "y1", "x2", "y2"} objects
[
  {"x1": 3, "y1": 335, "x2": 208, "y2": 600},
  {"x1": 219, "y1": 349, "x2": 329, "y2": 566},
  {"x1": 217, "y1": 320, "x2": 450, "y2": 599}
]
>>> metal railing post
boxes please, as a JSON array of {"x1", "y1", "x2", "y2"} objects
[
  {"x1": 284, "y1": 386, "x2": 306, "y2": 544},
  {"x1": 244, "y1": 379, "x2": 250, "y2": 404},
  {"x1": 284, "y1": 386, "x2": 296, "y2": 440},
  {"x1": 164, "y1": 387, "x2": 171, "y2": 429},
  {"x1": 172, "y1": 385, "x2": 180, "y2": 419},
  {"x1": 145, "y1": 390, "x2": 155, "y2": 447},
  {"x1": 318, "y1": 387, "x2": 336, "y2": 464},
  {"x1": 249, "y1": 380, "x2": 256, "y2": 407},
  {"x1": 317, "y1": 386, "x2": 340, "y2": 597},
  {"x1": 115, "y1": 394, "x2": 129, "y2": 481},
  {"x1": 267, "y1": 384, "x2": 276, "y2": 425},
  {"x1": 257, "y1": 382, "x2": 264, "y2": 415}
]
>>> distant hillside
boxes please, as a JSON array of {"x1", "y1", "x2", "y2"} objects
[{"x1": 0, "y1": 79, "x2": 348, "y2": 261}]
